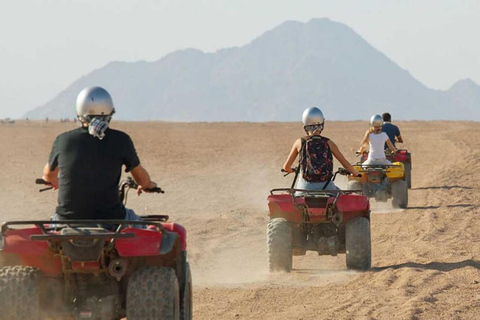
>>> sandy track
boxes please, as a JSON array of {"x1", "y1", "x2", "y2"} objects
[{"x1": 0, "y1": 120, "x2": 479, "y2": 319}]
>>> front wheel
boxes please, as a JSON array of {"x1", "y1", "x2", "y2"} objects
[
  {"x1": 127, "y1": 267, "x2": 180, "y2": 320},
  {"x1": 267, "y1": 218, "x2": 292, "y2": 272},
  {"x1": 391, "y1": 180, "x2": 408, "y2": 208},
  {"x1": 345, "y1": 217, "x2": 371, "y2": 270}
]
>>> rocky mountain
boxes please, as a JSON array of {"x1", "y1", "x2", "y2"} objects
[{"x1": 24, "y1": 18, "x2": 480, "y2": 121}]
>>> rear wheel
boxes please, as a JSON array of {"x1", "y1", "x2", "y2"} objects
[
  {"x1": 391, "y1": 180, "x2": 408, "y2": 208},
  {"x1": 0, "y1": 266, "x2": 42, "y2": 320},
  {"x1": 180, "y1": 263, "x2": 192, "y2": 320},
  {"x1": 127, "y1": 267, "x2": 180, "y2": 320},
  {"x1": 404, "y1": 162, "x2": 412, "y2": 189},
  {"x1": 345, "y1": 217, "x2": 371, "y2": 270},
  {"x1": 267, "y1": 218, "x2": 292, "y2": 272}
]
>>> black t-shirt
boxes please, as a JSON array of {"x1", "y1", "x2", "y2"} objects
[{"x1": 48, "y1": 127, "x2": 140, "y2": 220}]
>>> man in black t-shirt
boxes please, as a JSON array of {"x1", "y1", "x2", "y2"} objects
[{"x1": 42, "y1": 86, "x2": 157, "y2": 220}]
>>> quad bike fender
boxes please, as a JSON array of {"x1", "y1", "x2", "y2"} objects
[
  {"x1": 117, "y1": 227, "x2": 163, "y2": 256},
  {"x1": 386, "y1": 162, "x2": 404, "y2": 179},
  {"x1": 394, "y1": 150, "x2": 411, "y2": 163},
  {"x1": 267, "y1": 194, "x2": 302, "y2": 222},
  {"x1": 1, "y1": 228, "x2": 62, "y2": 275},
  {"x1": 336, "y1": 194, "x2": 370, "y2": 212},
  {"x1": 162, "y1": 223, "x2": 187, "y2": 251}
]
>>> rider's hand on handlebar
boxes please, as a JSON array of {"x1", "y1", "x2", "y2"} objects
[
  {"x1": 282, "y1": 167, "x2": 294, "y2": 174},
  {"x1": 137, "y1": 181, "x2": 158, "y2": 195},
  {"x1": 350, "y1": 170, "x2": 361, "y2": 178},
  {"x1": 42, "y1": 177, "x2": 58, "y2": 190}
]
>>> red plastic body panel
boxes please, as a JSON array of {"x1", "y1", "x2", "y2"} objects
[
  {"x1": 3, "y1": 228, "x2": 62, "y2": 275},
  {"x1": 162, "y1": 223, "x2": 187, "y2": 251},
  {"x1": 336, "y1": 194, "x2": 370, "y2": 212},
  {"x1": 268, "y1": 193, "x2": 370, "y2": 223},
  {"x1": 268, "y1": 194, "x2": 302, "y2": 222},
  {"x1": 4, "y1": 228, "x2": 49, "y2": 255},
  {"x1": 116, "y1": 228, "x2": 163, "y2": 256},
  {"x1": 393, "y1": 150, "x2": 410, "y2": 162}
]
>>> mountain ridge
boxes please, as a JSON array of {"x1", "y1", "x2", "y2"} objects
[{"x1": 24, "y1": 18, "x2": 480, "y2": 121}]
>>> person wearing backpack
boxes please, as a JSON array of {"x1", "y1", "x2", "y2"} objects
[
  {"x1": 357, "y1": 114, "x2": 398, "y2": 165},
  {"x1": 282, "y1": 107, "x2": 360, "y2": 191}
]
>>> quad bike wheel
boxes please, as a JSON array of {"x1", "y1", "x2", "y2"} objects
[
  {"x1": 180, "y1": 262, "x2": 192, "y2": 320},
  {"x1": 345, "y1": 217, "x2": 371, "y2": 270},
  {"x1": 267, "y1": 218, "x2": 292, "y2": 272},
  {"x1": 0, "y1": 266, "x2": 42, "y2": 320},
  {"x1": 127, "y1": 267, "x2": 180, "y2": 320},
  {"x1": 391, "y1": 179, "x2": 408, "y2": 208},
  {"x1": 404, "y1": 162, "x2": 412, "y2": 189}
]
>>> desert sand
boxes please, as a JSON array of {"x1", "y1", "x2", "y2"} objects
[{"x1": 0, "y1": 120, "x2": 479, "y2": 319}]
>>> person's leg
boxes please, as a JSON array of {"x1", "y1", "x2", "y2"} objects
[{"x1": 125, "y1": 208, "x2": 146, "y2": 229}]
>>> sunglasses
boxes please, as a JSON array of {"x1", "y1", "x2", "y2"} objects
[{"x1": 304, "y1": 124, "x2": 324, "y2": 132}]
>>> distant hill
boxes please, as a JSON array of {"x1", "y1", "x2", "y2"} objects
[{"x1": 24, "y1": 18, "x2": 480, "y2": 121}]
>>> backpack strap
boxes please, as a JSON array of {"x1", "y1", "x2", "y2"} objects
[{"x1": 291, "y1": 137, "x2": 307, "y2": 189}]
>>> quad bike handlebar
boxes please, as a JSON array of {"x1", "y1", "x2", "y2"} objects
[
  {"x1": 35, "y1": 178, "x2": 54, "y2": 192},
  {"x1": 119, "y1": 176, "x2": 164, "y2": 194}
]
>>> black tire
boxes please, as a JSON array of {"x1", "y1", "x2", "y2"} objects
[
  {"x1": 127, "y1": 267, "x2": 180, "y2": 320},
  {"x1": 391, "y1": 179, "x2": 408, "y2": 208},
  {"x1": 0, "y1": 266, "x2": 42, "y2": 320},
  {"x1": 345, "y1": 217, "x2": 371, "y2": 270},
  {"x1": 180, "y1": 263, "x2": 192, "y2": 320},
  {"x1": 404, "y1": 162, "x2": 412, "y2": 189},
  {"x1": 267, "y1": 218, "x2": 292, "y2": 272}
]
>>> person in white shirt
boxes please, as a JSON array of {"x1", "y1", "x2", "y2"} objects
[{"x1": 358, "y1": 114, "x2": 398, "y2": 165}]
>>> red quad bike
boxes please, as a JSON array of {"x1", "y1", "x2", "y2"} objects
[
  {"x1": 0, "y1": 177, "x2": 192, "y2": 320},
  {"x1": 267, "y1": 168, "x2": 371, "y2": 272},
  {"x1": 359, "y1": 148, "x2": 412, "y2": 189}
]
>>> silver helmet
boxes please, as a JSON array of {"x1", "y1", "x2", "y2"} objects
[
  {"x1": 302, "y1": 107, "x2": 325, "y2": 133},
  {"x1": 76, "y1": 87, "x2": 115, "y2": 123},
  {"x1": 369, "y1": 114, "x2": 383, "y2": 127},
  {"x1": 302, "y1": 107, "x2": 325, "y2": 126}
]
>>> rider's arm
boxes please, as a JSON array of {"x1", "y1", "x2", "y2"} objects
[
  {"x1": 358, "y1": 130, "x2": 370, "y2": 153},
  {"x1": 385, "y1": 139, "x2": 398, "y2": 153},
  {"x1": 42, "y1": 163, "x2": 59, "y2": 189},
  {"x1": 282, "y1": 138, "x2": 301, "y2": 173},
  {"x1": 328, "y1": 140, "x2": 360, "y2": 177},
  {"x1": 396, "y1": 134, "x2": 403, "y2": 143},
  {"x1": 130, "y1": 165, "x2": 157, "y2": 194}
]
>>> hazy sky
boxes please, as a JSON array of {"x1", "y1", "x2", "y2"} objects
[{"x1": 0, "y1": 0, "x2": 478, "y2": 118}]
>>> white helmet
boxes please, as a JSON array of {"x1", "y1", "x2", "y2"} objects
[
  {"x1": 76, "y1": 87, "x2": 115, "y2": 123},
  {"x1": 369, "y1": 114, "x2": 383, "y2": 127}
]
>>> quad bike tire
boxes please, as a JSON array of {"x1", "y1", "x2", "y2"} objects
[
  {"x1": 127, "y1": 266, "x2": 180, "y2": 320},
  {"x1": 404, "y1": 162, "x2": 412, "y2": 189},
  {"x1": 267, "y1": 218, "x2": 292, "y2": 272},
  {"x1": 180, "y1": 262, "x2": 192, "y2": 320},
  {"x1": 391, "y1": 179, "x2": 408, "y2": 208},
  {"x1": 0, "y1": 266, "x2": 42, "y2": 320},
  {"x1": 346, "y1": 217, "x2": 371, "y2": 270}
]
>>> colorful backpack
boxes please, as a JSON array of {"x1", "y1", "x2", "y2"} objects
[{"x1": 299, "y1": 136, "x2": 333, "y2": 183}]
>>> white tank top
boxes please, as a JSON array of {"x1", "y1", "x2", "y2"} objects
[{"x1": 368, "y1": 132, "x2": 389, "y2": 160}]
